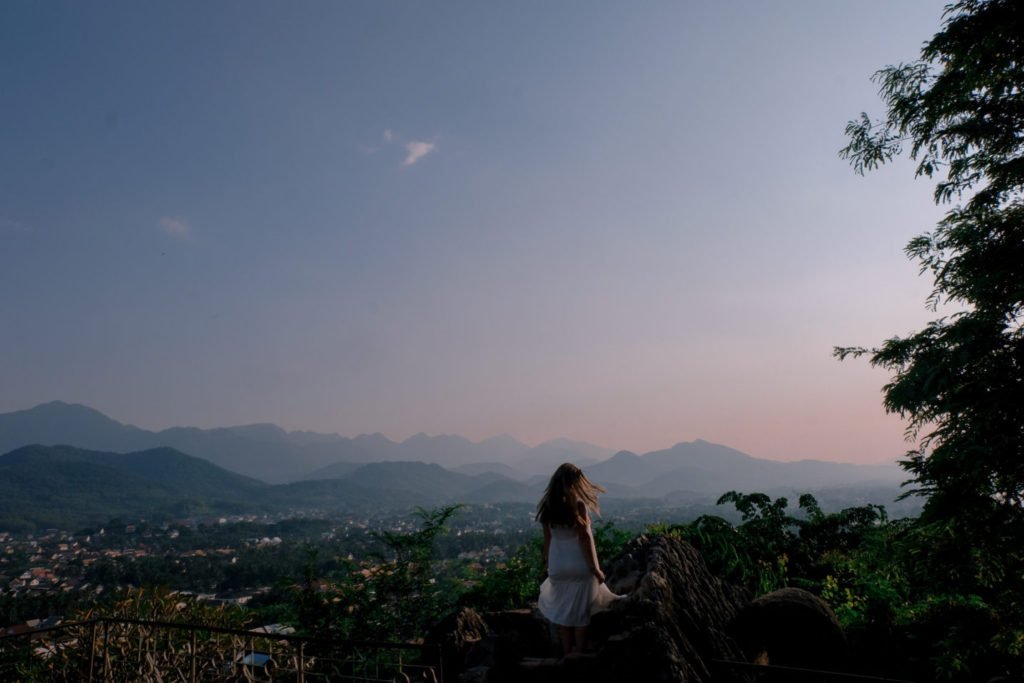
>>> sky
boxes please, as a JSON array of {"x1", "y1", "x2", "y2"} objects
[{"x1": 1, "y1": 1, "x2": 952, "y2": 464}]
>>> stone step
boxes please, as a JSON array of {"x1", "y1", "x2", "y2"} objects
[{"x1": 506, "y1": 654, "x2": 603, "y2": 683}]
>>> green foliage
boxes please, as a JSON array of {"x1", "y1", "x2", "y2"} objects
[
  {"x1": 838, "y1": 1, "x2": 1024, "y2": 678},
  {"x1": 671, "y1": 493, "x2": 906, "y2": 623},
  {"x1": 459, "y1": 534, "x2": 545, "y2": 612},
  {"x1": 673, "y1": 491, "x2": 801, "y2": 595},
  {"x1": 668, "y1": 493, "x2": 916, "y2": 676},
  {"x1": 592, "y1": 520, "x2": 632, "y2": 568}
]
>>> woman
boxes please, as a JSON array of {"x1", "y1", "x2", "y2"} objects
[{"x1": 536, "y1": 462, "x2": 619, "y2": 656}]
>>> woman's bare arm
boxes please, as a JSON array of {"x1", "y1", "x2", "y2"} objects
[
  {"x1": 576, "y1": 505, "x2": 605, "y2": 583},
  {"x1": 542, "y1": 523, "x2": 552, "y2": 573}
]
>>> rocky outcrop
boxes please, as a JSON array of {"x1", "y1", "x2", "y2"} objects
[
  {"x1": 438, "y1": 534, "x2": 754, "y2": 682},
  {"x1": 591, "y1": 534, "x2": 751, "y2": 682}
]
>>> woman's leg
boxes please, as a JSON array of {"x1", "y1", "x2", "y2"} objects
[
  {"x1": 559, "y1": 626, "x2": 573, "y2": 656},
  {"x1": 573, "y1": 626, "x2": 588, "y2": 653}
]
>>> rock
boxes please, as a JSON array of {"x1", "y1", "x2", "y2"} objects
[
  {"x1": 483, "y1": 608, "x2": 553, "y2": 668},
  {"x1": 731, "y1": 586, "x2": 847, "y2": 671},
  {"x1": 592, "y1": 534, "x2": 751, "y2": 682}
]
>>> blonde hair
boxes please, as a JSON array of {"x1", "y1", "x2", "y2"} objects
[{"x1": 536, "y1": 462, "x2": 606, "y2": 528}]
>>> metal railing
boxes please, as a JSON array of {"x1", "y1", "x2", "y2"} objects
[
  {"x1": 0, "y1": 617, "x2": 441, "y2": 682},
  {"x1": 712, "y1": 659, "x2": 915, "y2": 683}
]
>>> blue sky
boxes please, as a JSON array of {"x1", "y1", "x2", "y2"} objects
[{"x1": 1, "y1": 1, "x2": 950, "y2": 462}]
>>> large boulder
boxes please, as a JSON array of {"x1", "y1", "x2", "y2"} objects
[{"x1": 730, "y1": 587, "x2": 847, "y2": 671}]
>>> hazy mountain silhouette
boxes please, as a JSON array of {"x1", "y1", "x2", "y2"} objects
[
  {"x1": 0, "y1": 444, "x2": 266, "y2": 498},
  {"x1": 585, "y1": 439, "x2": 904, "y2": 497},
  {"x1": 0, "y1": 402, "x2": 614, "y2": 483},
  {"x1": 0, "y1": 402, "x2": 330, "y2": 482},
  {"x1": 451, "y1": 461, "x2": 530, "y2": 480},
  {"x1": 0, "y1": 402, "x2": 905, "y2": 516},
  {"x1": 302, "y1": 460, "x2": 364, "y2": 480},
  {"x1": 476, "y1": 434, "x2": 532, "y2": 462},
  {"x1": 516, "y1": 437, "x2": 615, "y2": 474},
  {"x1": 0, "y1": 402, "x2": 152, "y2": 452},
  {"x1": 585, "y1": 451, "x2": 650, "y2": 486},
  {"x1": 341, "y1": 461, "x2": 479, "y2": 499},
  {"x1": 0, "y1": 445, "x2": 267, "y2": 530},
  {"x1": 0, "y1": 439, "x2": 913, "y2": 532},
  {"x1": 0, "y1": 445, "x2": 534, "y2": 530}
]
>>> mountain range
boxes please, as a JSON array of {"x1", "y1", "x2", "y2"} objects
[
  {"x1": 0, "y1": 402, "x2": 613, "y2": 483},
  {"x1": 0, "y1": 401, "x2": 912, "y2": 530},
  {"x1": 0, "y1": 443, "x2": 909, "y2": 533},
  {"x1": 0, "y1": 444, "x2": 425, "y2": 530}
]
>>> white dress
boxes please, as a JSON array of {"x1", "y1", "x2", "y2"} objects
[{"x1": 538, "y1": 523, "x2": 620, "y2": 627}]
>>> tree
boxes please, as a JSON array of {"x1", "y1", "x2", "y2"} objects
[
  {"x1": 297, "y1": 505, "x2": 464, "y2": 642},
  {"x1": 839, "y1": 0, "x2": 1023, "y2": 546},
  {"x1": 369, "y1": 504, "x2": 465, "y2": 639},
  {"x1": 838, "y1": 0, "x2": 1024, "y2": 676}
]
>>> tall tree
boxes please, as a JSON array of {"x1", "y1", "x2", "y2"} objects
[
  {"x1": 839, "y1": 1, "x2": 1023, "y2": 673},
  {"x1": 839, "y1": 0, "x2": 1023, "y2": 538}
]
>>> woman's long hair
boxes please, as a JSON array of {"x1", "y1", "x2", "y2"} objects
[{"x1": 536, "y1": 462, "x2": 606, "y2": 527}]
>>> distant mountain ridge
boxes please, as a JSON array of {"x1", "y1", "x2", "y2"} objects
[
  {"x1": 0, "y1": 445, "x2": 531, "y2": 531},
  {"x1": 0, "y1": 440, "x2": 912, "y2": 532},
  {"x1": 0, "y1": 445, "x2": 267, "y2": 531},
  {"x1": 0, "y1": 402, "x2": 905, "y2": 503},
  {"x1": 585, "y1": 440, "x2": 904, "y2": 498},
  {"x1": 0, "y1": 402, "x2": 615, "y2": 483}
]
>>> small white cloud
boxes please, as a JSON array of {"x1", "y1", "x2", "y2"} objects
[
  {"x1": 374, "y1": 129, "x2": 439, "y2": 166},
  {"x1": 159, "y1": 216, "x2": 191, "y2": 240},
  {"x1": 402, "y1": 140, "x2": 437, "y2": 167}
]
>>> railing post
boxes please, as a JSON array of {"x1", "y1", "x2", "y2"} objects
[
  {"x1": 102, "y1": 619, "x2": 109, "y2": 682},
  {"x1": 297, "y1": 641, "x2": 305, "y2": 683},
  {"x1": 87, "y1": 621, "x2": 98, "y2": 683},
  {"x1": 190, "y1": 627, "x2": 197, "y2": 683}
]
